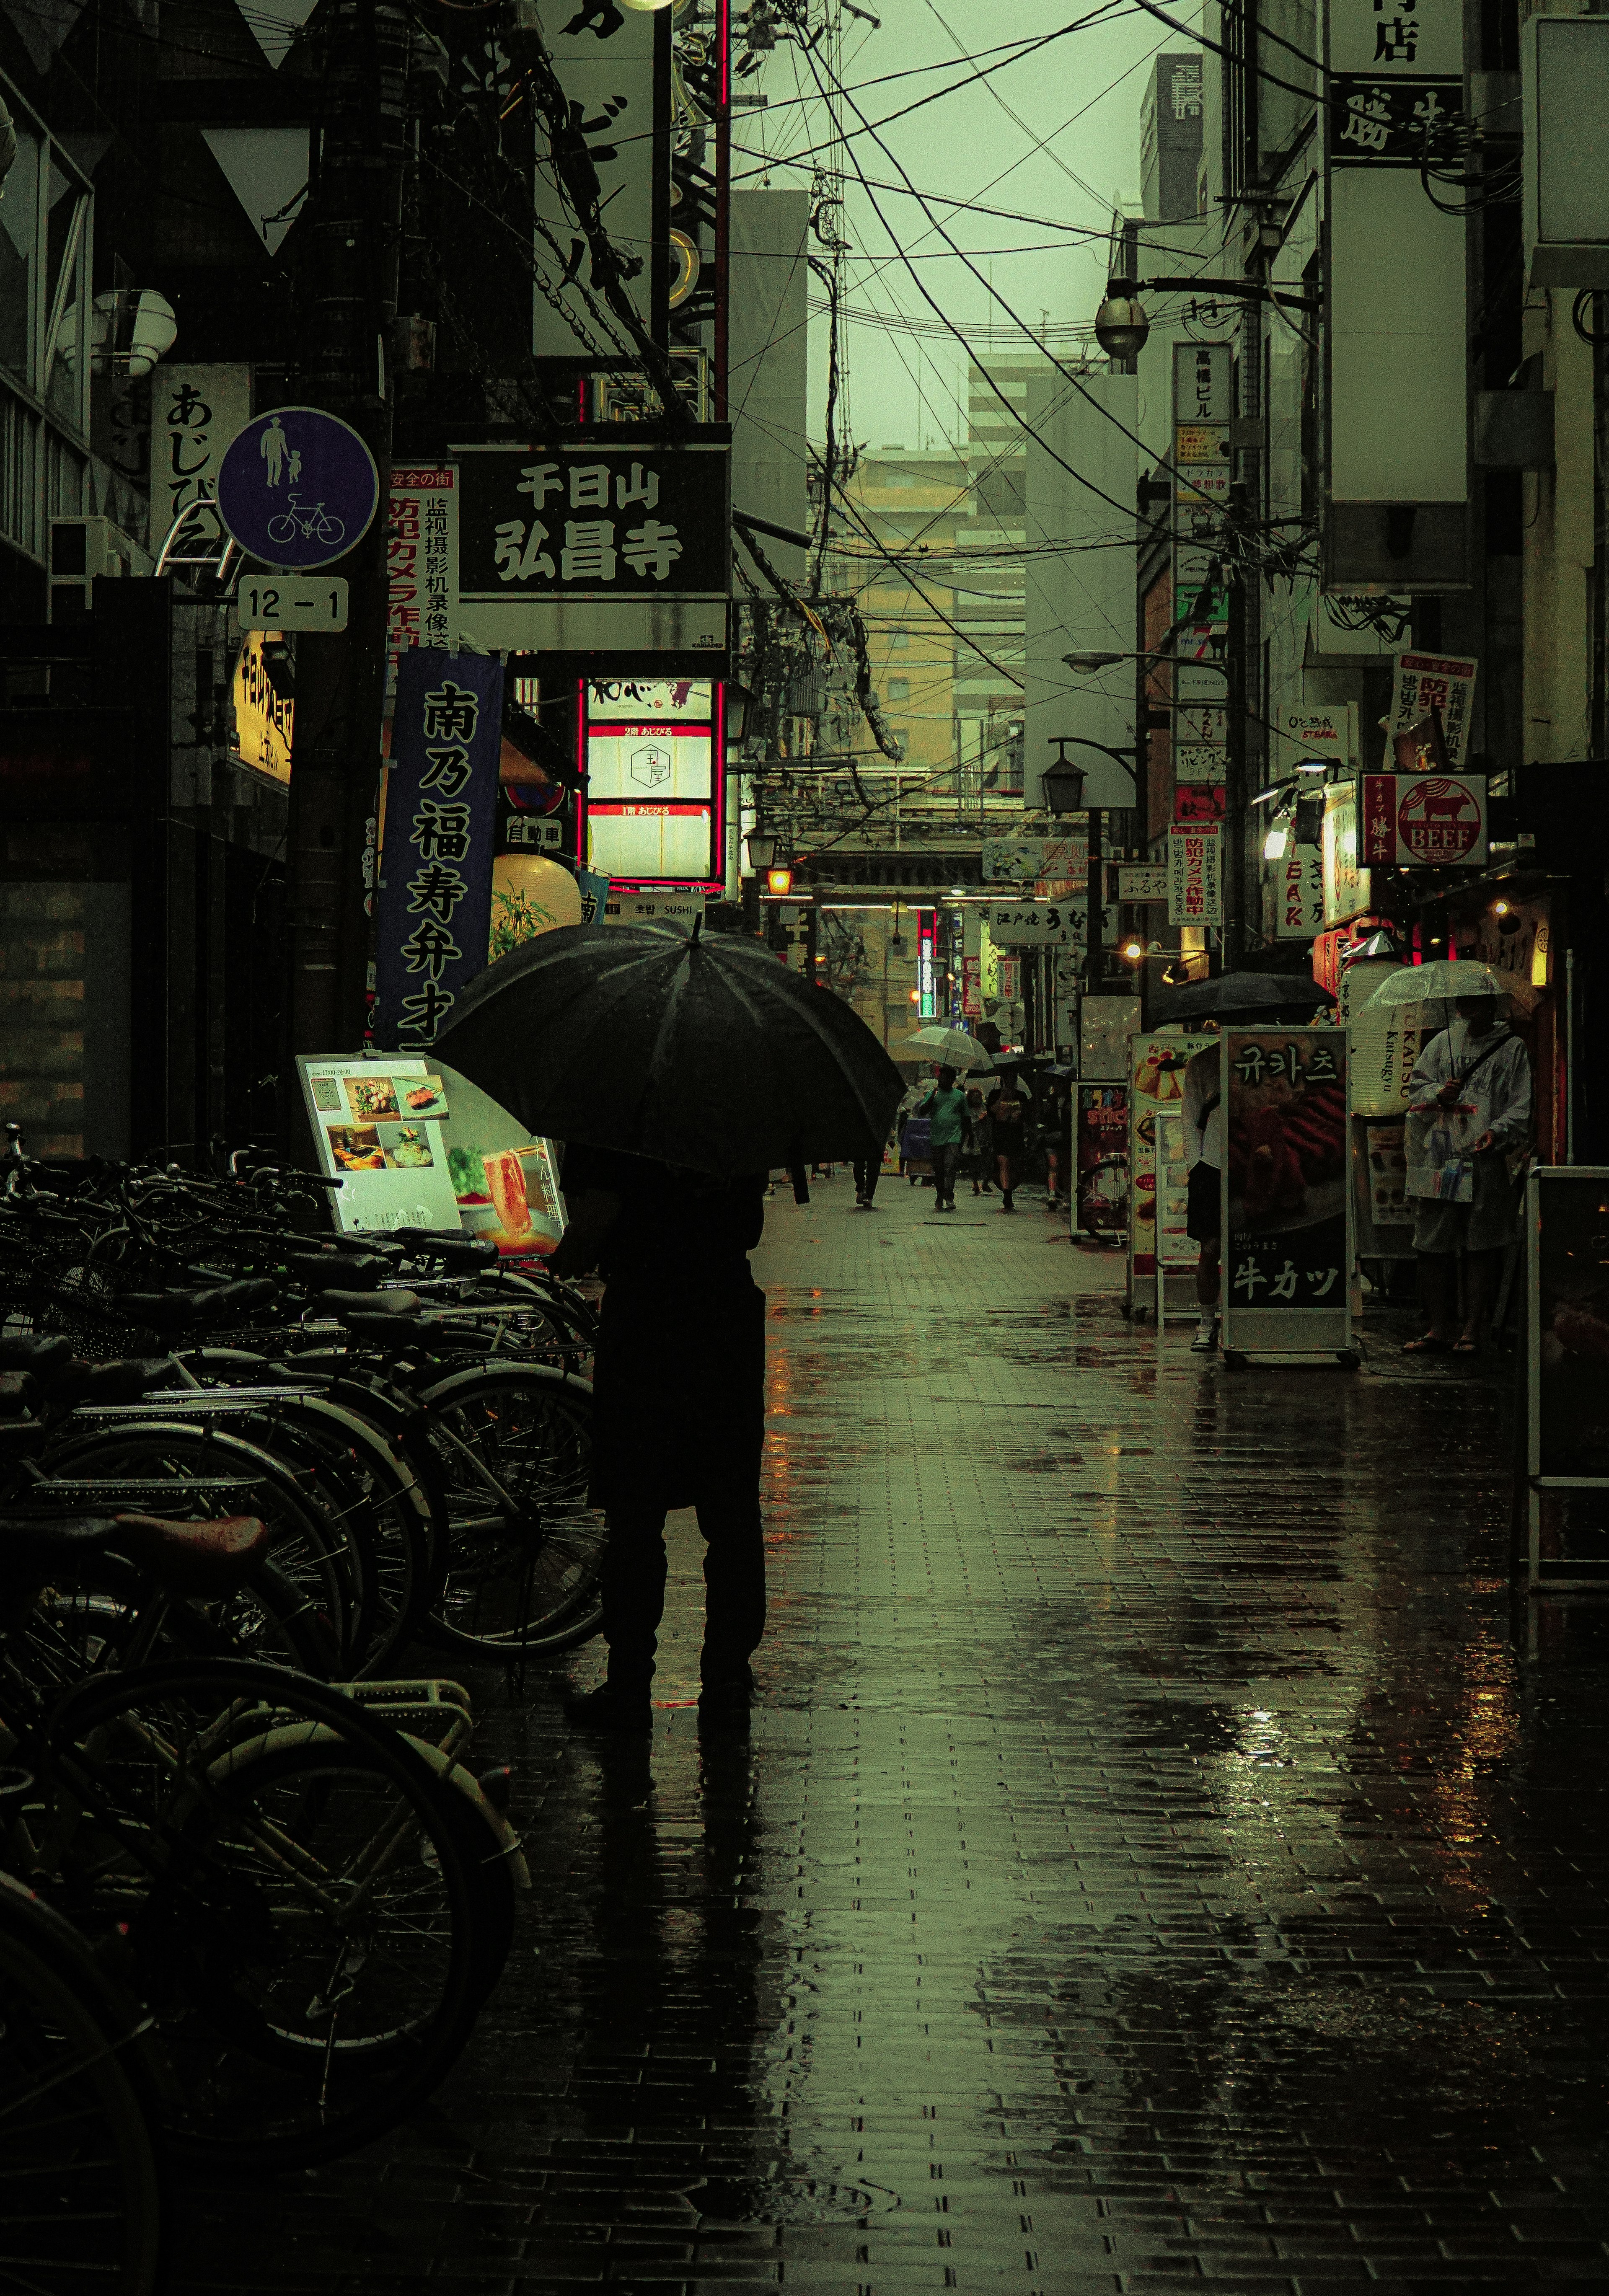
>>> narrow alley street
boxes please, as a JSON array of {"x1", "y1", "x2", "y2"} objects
[{"x1": 173, "y1": 1181, "x2": 1609, "y2": 2294}]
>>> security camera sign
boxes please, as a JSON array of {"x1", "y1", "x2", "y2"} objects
[{"x1": 1361, "y1": 773, "x2": 1487, "y2": 868}]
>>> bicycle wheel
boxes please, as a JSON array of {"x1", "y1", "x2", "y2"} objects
[
  {"x1": 265, "y1": 512, "x2": 296, "y2": 544},
  {"x1": 19, "y1": 1553, "x2": 336, "y2": 1694},
  {"x1": 41, "y1": 1420, "x2": 359, "y2": 1665},
  {"x1": 0, "y1": 1874, "x2": 166, "y2": 2294},
  {"x1": 39, "y1": 1658, "x2": 486, "y2": 2169},
  {"x1": 414, "y1": 1363, "x2": 605, "y2": 1657}
]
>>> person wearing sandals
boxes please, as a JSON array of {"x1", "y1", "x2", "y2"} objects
[{"x1": 1402, "y1": 992, "x2": 1531, "y2": 1357}]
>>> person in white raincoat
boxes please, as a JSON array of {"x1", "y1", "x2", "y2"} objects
[{"x1": 1402, "y1": 993, "x2": 1531, "y2": 1355}]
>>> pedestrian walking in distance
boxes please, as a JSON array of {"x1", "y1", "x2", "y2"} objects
[
  {"x1": 916, "y1": 1065, "x2": 969, "y2": 1211},
  {"x1": 963, "y1": 1086, "x2": 993, "y2": 1197},
  {"x1": 986, "y1": 1069, "x2": 1028, "y2": 1211},
  {"x1": 548, "y1": 1148, "x2": 769, "y2": 1732}
]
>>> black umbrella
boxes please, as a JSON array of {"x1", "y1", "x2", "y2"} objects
[
  {"x1": 433, "y1": 923, "x2": 905, "y2": 1179},
  {"x1": 1145, "y1": 970, "x2": 1335, "y2": 1025}
]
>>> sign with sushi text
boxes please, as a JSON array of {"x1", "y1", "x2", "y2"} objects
[
  {"x1": 1361, "y1": 772, "x2": 1486, "y2": 869},
  {"x1": 375, "y1": 649, "x2": 504, "y2": 1048}
]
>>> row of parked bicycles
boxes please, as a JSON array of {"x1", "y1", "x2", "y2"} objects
[{"x1": 0, "y1": 1131, "x2": 604, "y2": 2290}]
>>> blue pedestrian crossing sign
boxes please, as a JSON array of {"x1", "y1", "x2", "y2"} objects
[{"x1": 216, "y1": 406, "x2": 380, "y2": 571}]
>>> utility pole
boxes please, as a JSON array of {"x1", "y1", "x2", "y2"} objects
[{"x1": 281, "y1": 0, "x2": 410, "y2": 1141}]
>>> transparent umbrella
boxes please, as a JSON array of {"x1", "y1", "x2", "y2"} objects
[
  {"x1": 1365, "y1": 960, "x2": 1509, "y2": 1006},
  {"x1": 895, "y1": 1025, "x2": 993, "y2": 1069}
]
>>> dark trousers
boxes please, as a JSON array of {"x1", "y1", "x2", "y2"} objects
[
  {"x1": 931, "y1": 1141, "x2": 961, "y2": 1205},
  {"x1": 600, "y1": 1493, "x2": 766, "y2": 1692},
  {"x1": 854, "y1": 1157, "x2": 880, "y2": 1202}
]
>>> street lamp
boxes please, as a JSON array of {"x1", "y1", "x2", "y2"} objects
[
  {"x1": 1094, "y1": 281, "x2": 1150, "y2": 361},
  {"x1": 1043, "y1": 734, "x2": 1141, "y2": 803},
  {"x1": 746, "y1": 829, "x2": 776, "y2": 872},
  {"x1": 1094, "y1": 272, "x2": 1321, "y2": 360},
  {"x1": 1040, "y1": 756, "x2": 1087, "y2": 815}
]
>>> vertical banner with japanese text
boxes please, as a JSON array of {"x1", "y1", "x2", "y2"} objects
[
  {"x1": 1221, "y1": 1028, "x2": 1352, "y2": 1356},
  {"x1": 154, "y1": 365, "x2": 251, "y2": 546},
  {"x1": 375, "y1": 650, "x2": 504, "y2": 1049},
  {"x1": 388, "y1": 466, "x2": 458, "y2": 675},
  {"x1": 1167, "y1": 821, "x2": 1223, "y2": 927}
]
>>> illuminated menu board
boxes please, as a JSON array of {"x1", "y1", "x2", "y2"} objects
[{"x1": 583, "y1": 680, "x2": 722, "y2": 887}]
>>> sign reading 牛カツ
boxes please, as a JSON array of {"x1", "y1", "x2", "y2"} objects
[
  {"x1": 375, "y1": 650, "x2": 504, "y2": 1049},
  {"x1": 1221, "y1": 1028, "x2": 1352, "y2": 1358},
  {"x1": 454, "y1": 437, "x2": 730, "y2": 656}
]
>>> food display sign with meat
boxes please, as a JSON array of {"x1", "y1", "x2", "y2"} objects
[
  {"x1": 1221, "y1": 1029, "x2": 1351, "y2": 1350},
  {"x1": 1361, "y1": 773, "x2": 1487, "y2": 869},
  {"x1": 1129, "y1": 1033, "x2": 1214, "y2": 1279}
]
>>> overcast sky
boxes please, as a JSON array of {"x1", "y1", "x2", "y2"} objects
[{"x1": 730, "y1": 0, "x2": 1179, "y2": 451}]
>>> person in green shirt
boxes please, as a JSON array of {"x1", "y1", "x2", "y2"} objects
[{"x1": 918, "y1": 1065, "x2": 970, "y2": 1212}]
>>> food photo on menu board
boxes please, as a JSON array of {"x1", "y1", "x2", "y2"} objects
[{"x1": 297, "y1": 1056, "x2": 564, "y2": 1251}]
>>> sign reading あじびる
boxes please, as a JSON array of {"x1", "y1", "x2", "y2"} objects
[{"x1": 375, "y1": 651, "x2": 504, "y2": 1049}]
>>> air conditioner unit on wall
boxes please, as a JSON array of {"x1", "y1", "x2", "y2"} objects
[
  {"x1": 1523, "y1": 13, "x2": 1609, "y2": 288},
  {"x1": 47, "y1": 517, "x2": 153, "y2": 621}
]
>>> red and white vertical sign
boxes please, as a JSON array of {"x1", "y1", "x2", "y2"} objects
[
  {"x1": 1388, "y1": 653, "x2": 1477, "y2": 767},
  {"x1": 1167, "y1": 821, "x2": 1223, "y2": 927},
  {"x1": 388, "y1": 466, "x2": 458, "y2": 674}
]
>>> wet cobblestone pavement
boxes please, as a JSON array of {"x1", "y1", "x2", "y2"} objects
[{"x1": 176, "y1": 1180, "x2": 1609, "y2": 2292}]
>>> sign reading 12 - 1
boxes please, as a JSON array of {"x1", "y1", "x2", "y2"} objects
[{"x1": 216, "y1": 408, "x2": 381, "y2": 571}]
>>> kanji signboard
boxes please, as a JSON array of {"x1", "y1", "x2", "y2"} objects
[
  {"x1": 1221, "y1": 1028, "x2": 1353, "y2": 1358},
  {"x1": 1361, "y1": 773, "x2": 1487, "y2": 868},
  {"x1": 454, "y1": 438, "x2": 729, "y2": 654},
  {"x1": 1388, "y1": 652, "x2": 1478, "y2": 766},
  {"x1": 375, "y1": 651, "x2": 504, "y2": 1049},
  {"x1": 1167, "y1": 822, "x2": 1222, "y2": 927},
  {"x1": 986, "y1": 900, "x2": 1076, "y2": 948},
  {"x1": 388, "y1": 466, "x2": 458, "y2": 664}
]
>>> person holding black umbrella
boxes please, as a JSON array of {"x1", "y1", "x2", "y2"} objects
[
  {"x1": 434, "y1": 921, "x2": 904, "y2": 1735},
  {"x1": 548, "y1": 1149, "x2": 768, "y2": 1731}
]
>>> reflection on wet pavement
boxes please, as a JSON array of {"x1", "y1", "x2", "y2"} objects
[{"x1": 175, "y1": 1181, "x2": 1609, "y2": 2292}]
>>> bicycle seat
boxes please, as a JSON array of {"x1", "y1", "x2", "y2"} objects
[
  {"x1": 289, "y1": 1253, "x2": 391, "y2": 1294},
  {"x1": 389, "y1": 1229, "x2": 499, "y2": 1267},
  {"x1": 0, "y1": 1371, "x2": 36, "y2": 1416},
  {"x1": 54, "y1": 1356, "x2": 175, "y2": 1407},
  {"x1": 120, "y1": 1279, "x2": 277, "y2": 1329},
  {"x1": 0, "y1": 1334, "x2": 73, "y2": 1377},
  {"x1": 325, "y1": 1288, "x2": 422, "y2": 1318},
  {"x1": 0, "y1": 1509, "x2": 270, "y2": 1594},
  {"x1": 338, "y1": 1312, "x2": 433, "y2": 1352}
]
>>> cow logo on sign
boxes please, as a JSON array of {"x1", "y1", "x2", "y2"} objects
[{"x1": 1397, "y1": 776, "x2": 1481, "y2": 863}]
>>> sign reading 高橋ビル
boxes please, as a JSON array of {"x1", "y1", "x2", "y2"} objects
[{"x1": 375, "y1": 650, "x2": 504, "y2": 1049}]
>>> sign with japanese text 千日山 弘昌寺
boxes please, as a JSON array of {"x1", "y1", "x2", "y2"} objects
[
  {"x1": 453, "y1": 438, "x2": 730, "y2": 656},
  {"x1": 1220, "y1": 1029, "x2": 1353, "y2": 1359},
  {"x1": 374, "y1": 651, "x2": 504, "y2": 1050}
]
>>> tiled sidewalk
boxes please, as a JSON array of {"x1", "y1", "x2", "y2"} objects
[{"x1": 176, "y1": 1177, "x2": 1609, "y2": 2292}]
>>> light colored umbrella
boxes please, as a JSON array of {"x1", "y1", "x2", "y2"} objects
[
  {"x1": 1366, "y1": 960, "x2": 1511, "y2": 1006},
  {"x1": 895, "y1": 1025, "x2": 991, "y2": 1069}
]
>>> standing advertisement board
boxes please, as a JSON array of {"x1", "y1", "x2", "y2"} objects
[
  {"x1": 1526, "y1": 1169, "x2": 1609, "y2": 1588},
  {"x1": 1128, "y1": 1033, "x2": 1213, "y2": 1285},
  {"x1": 1220, "y1": 1029, "x2": 1353, "y2": 1361},
  {"x1": 298, "y1": 1055, "x2": 565, "y2": 1254},
  {"x1": 1075, "y1": 1085, "x2": 1129, "y2": 1237}
]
